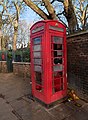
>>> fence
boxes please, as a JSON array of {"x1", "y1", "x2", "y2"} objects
[{"x1": 0, "y1": 47, "x2": 30, "y2": 72}]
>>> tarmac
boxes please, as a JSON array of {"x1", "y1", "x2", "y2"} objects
[{"x1": 0, "y1": 73, "x2": 88, "y2": 120}]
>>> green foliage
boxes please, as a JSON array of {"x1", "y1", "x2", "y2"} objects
[
  {"x1": 22, "y1": 48, "x2": 30, "y2": 62},
  {"x1": 15, "y1": 48, "x2": 30, "y2": 62},
  {"x1": 7, "y1": 51, "x2": 12, "y2": 60},
  {"x1": 0, "y1": 48, "x2": 30, "y2": 62},
  {"x1": 15, "y1": 50, "x2": 21, "y2": 55}
]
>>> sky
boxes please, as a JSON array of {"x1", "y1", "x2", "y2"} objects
[{"x1": 20, "y1": 5, "x2": 43, "y2": 27}]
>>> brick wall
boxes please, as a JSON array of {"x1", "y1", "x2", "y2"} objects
[
  {"x1": 67, "y1": 31, "x2": 88, "y2": 101},
  {"x1": 0, "y1": 61, "x2": 8, "y2": 73},
  {"x1": 13, "y1": 62, "x2": 31, "y2": 80}
]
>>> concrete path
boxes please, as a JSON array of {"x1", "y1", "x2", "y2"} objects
[{"x1": 0, "y1": 73, "x2": 88, "y2": 120}]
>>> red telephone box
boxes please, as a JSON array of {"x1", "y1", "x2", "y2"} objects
[{"x1": 30, "y1": 20, "x2": 67, "y2": 105}]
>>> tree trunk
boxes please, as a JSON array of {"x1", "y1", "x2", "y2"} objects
[
  {"x1": 13, "y1": 30, "x2": 17, "y2": 51},
  {"x1": 13, "y1": 20, "x2": 18, "y2": 51},
  {"x1": 0, "y1": 14, "x2": 3, "y2": 50},
  {"x1": 42, "y1": 0, "x2": 57, "y2": 20},
  {"x1": 63, "y1": 0, "x2": 78, "y2": 33}
]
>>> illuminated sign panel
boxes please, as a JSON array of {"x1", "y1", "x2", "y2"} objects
[
  {"x1": 49, "y1": 26, "x2": 64, "y2": 32},
  {"x1": 32, "y1": 26, "x2": 44, "y2": 33}
]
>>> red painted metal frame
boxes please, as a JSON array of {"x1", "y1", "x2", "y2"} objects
[{"x1": 30, "y1": 20, "x2": 67, "y2": 104}]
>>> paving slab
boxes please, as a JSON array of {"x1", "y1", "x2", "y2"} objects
[
  {"x1": 48, "y1": 103, "x2": 76, "y2": 120},
  {"x1": 0, "y1": 98, "x2": 18, "y2": 120},
  {"x1": 0, "y1": 73, "x2": 88, "y2": 120},
  {"x1": 65, "y1": 109, "x2": 88, "y2": 120}
]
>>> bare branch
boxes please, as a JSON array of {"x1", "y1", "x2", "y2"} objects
[{"x1": 23, "y1": 0, "x2": 49, "y2": 20}]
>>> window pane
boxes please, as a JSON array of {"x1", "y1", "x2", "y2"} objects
[
  {"x1": 35, "y1": 72, "x2": 43, "y2": 91},
  {"x1": 35, "y1": 72, "x2": 42, "y2": 85},
  {"x1": 53, "y1": 36, "x2": 63, "y2": 44},
  {"x1": 57, "y1": 51, "x2": 63, "y2": 56},
  {"x1": 53, "y1": 72, "x2": 63, "y2": 78},
  {"x1": 54, "y1": 44, "x2": 63, "y2": 50},
  {"x1": 33, "y1": 45, "x2": 41, "y2": 51},
  {"x1": 54, "y1": 58, "x2": 62, "y2": 64},
  {"x1": 34, "y1": 52, "x2": 41, "y2": 58},
  {"x1": 34, "y1": 59, "x2": 42, "y2": 65},
  {"x1": 33, "y1": 37, "x2": 41, "y2": 44},
  {"x1": 54, "y1": 51, "x2": 63, "y2": 57},
  {"x1": 53, "y1": 65, "x2": 63, "y2": 71},
  {"x1": 34, "y1": 66, "x2": 42, "y2": 72}
]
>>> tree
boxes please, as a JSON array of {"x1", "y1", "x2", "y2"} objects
[
  {"x1": 0, "y1": 0, "x2": 26, "y2": 51},
  {"x1": 74, "y1": 0, "x2": 88, "y2": 30},
  {"x1": 9, "y1": 0, "x2": 25, "y2": 51},
  {"x1": 0, "y1": 14, "x2": 3, "y2": 50},
  {"x1": 23, "y1": 0, "x2": 78, "y2": 33},
  {"x1": 0, "y1": 1, "x2": 7, "y2": 50},
  {"x1": 17, "y1": 20, "x2": 30, "y2": 49}
]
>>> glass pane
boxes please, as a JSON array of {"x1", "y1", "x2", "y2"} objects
[
  {"x1": 53, "y1": 65, "x2": 63, "y2": 71},
  {"x1": 35, "y1": 72, "x2": 42, "y2": 85},
  {"x1": 34, "y1": 59, "x2": 42, "y2": 65},
  {"x1": 54, "y1": 44, "x2": 63, "y2": 50},
  {"x1": 57, "y1": 51, "x2": 63, "y2": 56},
  {"x1": 54, "y1": 51, "x2": 63, "y2": 57},
  {"x1": 35, "y1": 72, "x2": 43, "y2": 91},
  {"x1": 53, "y1": 36, "x2": 63, "y2": 44},
  {"x1": 34, "y1": 66, "x2": 42, "y2": 72},
  {"x1": 34, "y1": 52, "x2": 41, "y2": 58},
  {"x1": 54, "y1": 58, "x2": 62, "y2": 64},
  {"x1": 33, "y1": 45, "x2": 41, "y2": 51},
  {"x1": 53, "y1": 72, "x2": 63, "y2": 78},
  {"x1": 33, "y1": 37, "x2": 41, "y2": 44},
  {"x1": 53, "y1": 78, "x2": 63, "y2": 93},
  {"x1": 52, "y1": 72, "x2": 63, "y2": 93}
]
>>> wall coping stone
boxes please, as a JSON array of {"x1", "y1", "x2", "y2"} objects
[
  {"x1": 67, "y1": 30, "x2": 88, "y2": 38},
  {"x1": 12, "y1": 62, "x2": 31, "y2": 65},
  {"x1": 0, "y1": 61, "x2": 7, "y2": 62}
]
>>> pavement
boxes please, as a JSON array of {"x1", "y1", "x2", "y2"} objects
[{"x1": 0, "y1": 73, "x2": 88, "y2": 120}]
